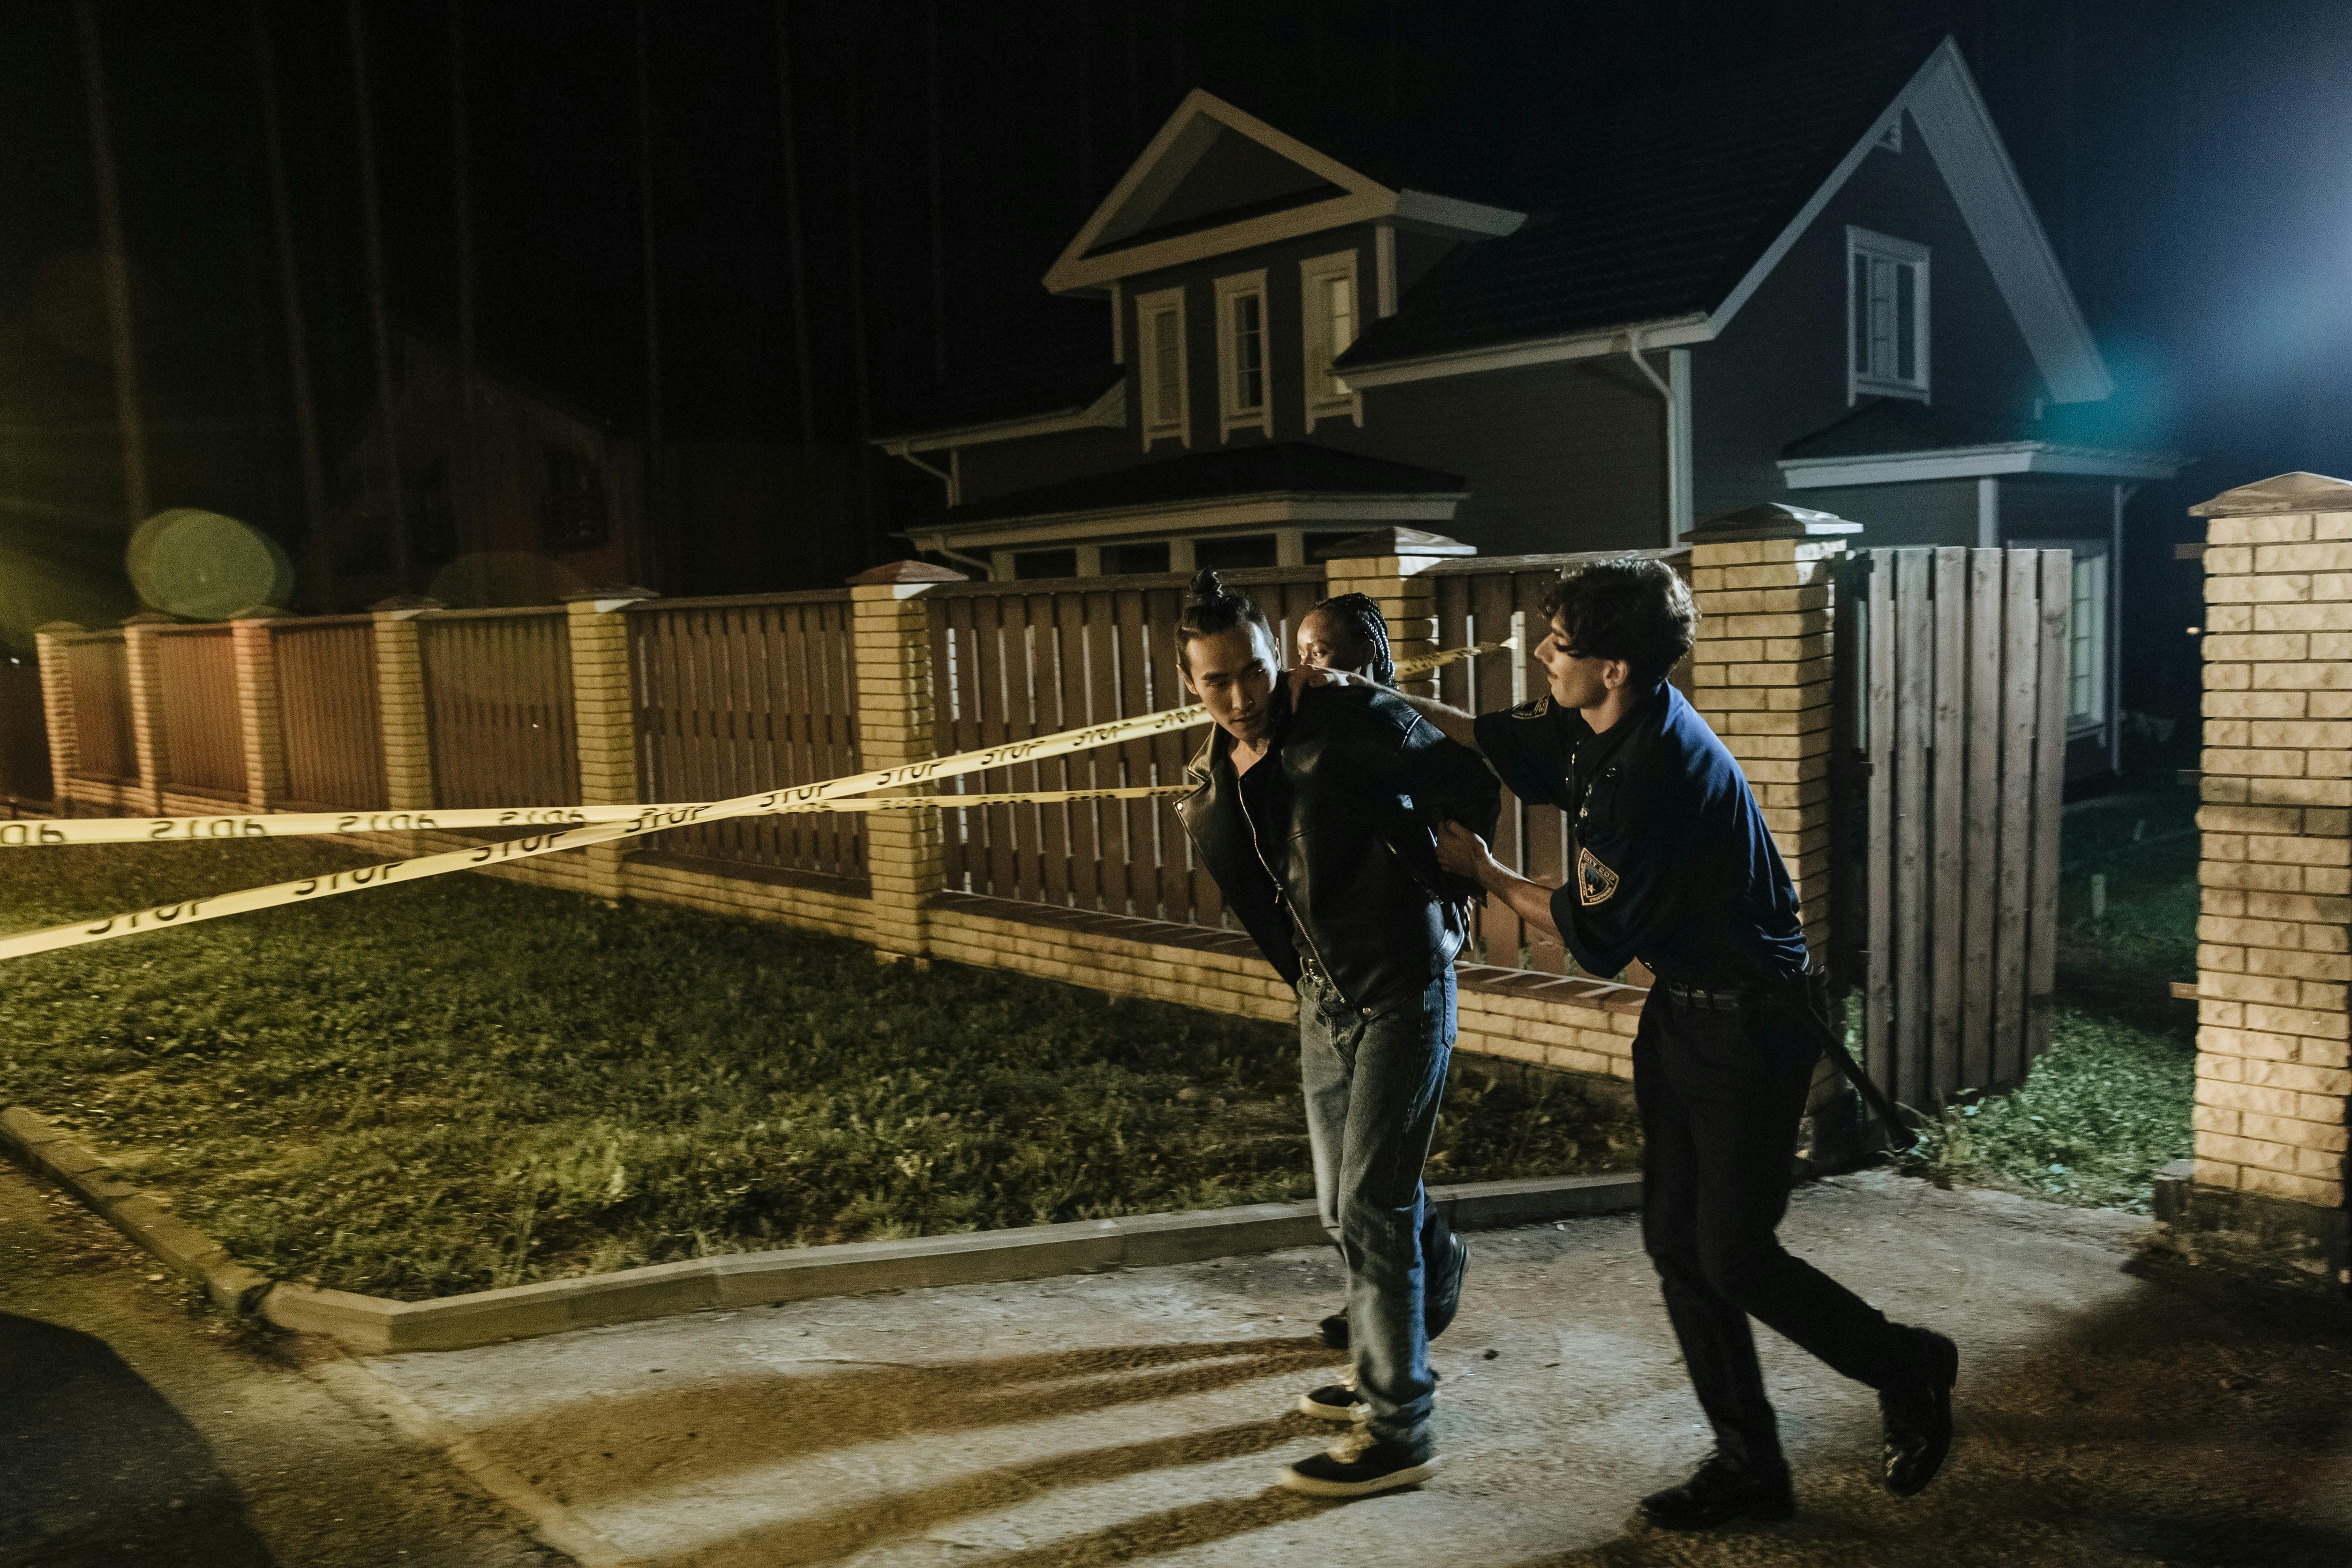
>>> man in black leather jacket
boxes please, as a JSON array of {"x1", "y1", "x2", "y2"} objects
[{"x1": 1171, "y1": 570, "x2": 1497, "y2": 1500}]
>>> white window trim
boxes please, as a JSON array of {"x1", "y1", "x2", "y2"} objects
[
  {"x1": 1300, "y1": 248, "x2": 1364, "y2": 432},
  {"x1": 1846, "y1": 225, "x2": 1931, "y2": 405},
  {"x1": 1213, "y1": 269, "x2": 1272, "y2": 441},
  {"x1": 2061, "y1": 541, "x2": 2111, "y2": 734},
  {"x1": 1134, "y1": 285, "x2": 1190, "y2": 450}
]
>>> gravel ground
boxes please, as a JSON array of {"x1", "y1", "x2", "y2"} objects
[{"x1": 0, "y1": 1159, "x2": 560, "y2": 1568}]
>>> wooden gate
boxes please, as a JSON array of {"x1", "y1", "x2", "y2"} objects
[{"x1": 1830, "y1": 547, "x2": 2072, "y2": 1110}]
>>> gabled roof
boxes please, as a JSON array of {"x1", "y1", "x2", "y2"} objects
[
  {"x1": 1335, "y1": 35, "x2": 2112, "y2": 405},
  {"x1": 1043, "y1": 89, "x2": 1525, "y2": 295},
  {"x1": 938, "y1": 442, "x2": 1465, "y2": 530}
]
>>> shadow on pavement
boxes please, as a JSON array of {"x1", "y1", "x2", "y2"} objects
[{"x1": 0, "y1": 1311, "x2": 277, "y2": 1568}]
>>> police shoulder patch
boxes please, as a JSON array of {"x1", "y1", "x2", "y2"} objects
[
  {"x1": 1510, "y1": 695, "x2": 1551, "y2": 719},
  {"x1": 1577, "y1": 844, "x2": 1620, "y2": 907}
]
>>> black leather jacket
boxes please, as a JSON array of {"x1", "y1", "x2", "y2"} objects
[{"x1": 1175, "y1": 681, "x2": 1500, "y2": 1010}]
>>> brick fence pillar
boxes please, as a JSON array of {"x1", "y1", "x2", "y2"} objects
[
  {"x1": 563, "y1": 587, "x2": 654, "y2": 901},
  {"x1": 371, "y1": 597, "x2": 441, "y2": 811},
  {"x1": 1322, "y1": 527, "x2": 1473, "y2": 696},
  {"x1": 1684, "y1": 504, "x2": 1858, "y2": 966},
  {"x1": 229, "y1": 610, "x2": 289, "y2": 812},
  {"x1": 849, "y1": 561, "x2": 967, "y2": 962},
  {"x1": 2172, "y1": 471, "x2": 2352, "y2": 1293},
  {"x1": 33, "y1": 623, "x2": 82, "y2": 813},
  {"x1": 120, "y1": 612, "x2": 174, "y2": 815}
]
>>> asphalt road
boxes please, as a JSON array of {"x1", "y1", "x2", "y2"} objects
[{"x1": 0, "y1": 1160, "x2": 561, "y2": 1568}]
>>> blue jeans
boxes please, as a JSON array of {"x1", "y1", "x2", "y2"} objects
[{"x1": 1298, "y1": 962, "x2": 1454, "y2": 1451}]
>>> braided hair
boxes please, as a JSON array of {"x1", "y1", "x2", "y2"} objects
[
  {"x1": 1176, "y1": 569, "x2": 1272, "y2": 670},
  {"x1": 1307, "y1": 591, "x2": 1395, "y2": 684}
]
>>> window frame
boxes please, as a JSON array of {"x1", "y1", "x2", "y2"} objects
[
  {"x1": 1213, "y1": 269, "x2": 1272, "y2": 441},
  {"x1": 2063, "y1": 543, "x2": 2110, "y2": 733},
  {"x1": 1299, "y1": 248, "x2": 1364, "y2": 432},
  {"x1": 1845, "y1": 225, "x2": 1931, "y2": 405},
  {"x1": 1134, "y1": 284, "x2": 1191, "y2": 450}
]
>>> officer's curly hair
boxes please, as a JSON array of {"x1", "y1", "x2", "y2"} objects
[
  {"x1": 1307, "y1": 592, "x2": 1395, "y2": 684},
  {"x1": 1540, "y1": 556, "x2": 1698, "y2": 685},
  {"x1": 1177, "y1": 569, "x2": 1273, "y2": 670}
]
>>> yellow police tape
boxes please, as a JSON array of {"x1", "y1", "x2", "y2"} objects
[
  {"x1": 0, "y1": 637, "x2": 1516, "y2": 963},
  {"x1": 1, "y1": 638, "x2": 1515, "y2": 849}
]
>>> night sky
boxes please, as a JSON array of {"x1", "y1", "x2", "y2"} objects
[{"x1": 3, "y1": 0, "x2": 2350, "y2": 723}]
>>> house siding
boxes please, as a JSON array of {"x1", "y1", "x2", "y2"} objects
[
  {"x1": 1792, "y1": 478, "x2": 1978, "y2": 548},
  {"x1": 1691, "y1": 109, "x2": 2051, "y2": 521},
  {"x1": 1337, "y1": 360, "x2": 1668, "y2": 555}
]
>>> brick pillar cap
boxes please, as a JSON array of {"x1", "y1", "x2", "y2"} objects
[
  {"x1": 1688, "y1": 502, "x2": 1862, "y2": 544},
  {"x1": 560, "y1": 585, "x2": 658, "y2": 603},
  {"x1": 368, "y1": 595, "x2": 446, "y2": 613},
  {"x1": 2188, "y1": 471, "x2": 2352, "y2": 517},
  {"x1": 34, "y1": 622, "x2": 83, "y2": 634},
  {"x1": 848, "y1": 560, "x2": 967, "y2": 585},
  {"x1": 1312, "y1": 526, "x2": 1475, "y2": 560},
  {"x1": 120, "y1": 611, "x2": 179, "y2": 627}
]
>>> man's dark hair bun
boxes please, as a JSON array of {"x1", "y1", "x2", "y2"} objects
[{"x1": 1176, "y1": 566, "x2": 1270, "y2": 670}]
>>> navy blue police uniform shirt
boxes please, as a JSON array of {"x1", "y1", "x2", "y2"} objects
[{"x1": 1472, "y1": 681, "x2": 1809, "y2": 986}]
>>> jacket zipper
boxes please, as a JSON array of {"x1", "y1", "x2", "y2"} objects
[{"x1": 1235, "y1": 765, "x2": 1351, "y2": 1010}]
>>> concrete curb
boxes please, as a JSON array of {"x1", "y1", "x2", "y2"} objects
[
  {"x1": 1, "y1": 1100, "x2": 1639, "y2": 1355},
  {"x1": 0, "y1": 1106, "x2": 274, "y2": 1313}
]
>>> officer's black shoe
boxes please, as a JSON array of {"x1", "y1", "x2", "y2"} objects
[
  {"x1": 1317, "y1": 1237, "x2": 1470, "y2": 1351},
  {"x1": 1879, "y1": 1328, "x2": 1960, "y2": 1497},
  {"x1": 1426, "y1": 1231, "x2": 1470, "y2": 1340},
  {"x1": 1637, "y1": 1452, "x2": 1796, "y2": 1531}
]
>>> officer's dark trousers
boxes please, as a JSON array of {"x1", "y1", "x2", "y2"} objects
[{"x1": 1634, "y1": 985, "x2": 1920, "y2": 1472}]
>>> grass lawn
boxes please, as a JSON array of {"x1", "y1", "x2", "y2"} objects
[
  {"x1": 1907, "y1": 783, "x2": 2199, "y2": 1211},
  {"x1": 0, "y1": 840, "x2": 1638, "y2": 1300}
]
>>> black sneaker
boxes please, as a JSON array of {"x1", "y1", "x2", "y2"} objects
[
  {"x1": 1638, "y1": 1452, "x2": 1796, "y2": 1531},
  {"x1": 1277, "y1": 1427, "x2": 1440, "y2": 1498},
  {"x1": 1297, "y1": 1378, "x2": 1363, "y2": 1422},
  {"x1": 1880, "y1": 1328, "x2": 1959, "y2": 1496}
]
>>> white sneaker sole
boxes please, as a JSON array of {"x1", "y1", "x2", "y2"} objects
[
  {"x1": 1276, "y1": 1455, "x2": 1441, "y2": 1498},
  {"x1": 1296, "y1": 1392, "x2": 1366, "y2": 1422}
]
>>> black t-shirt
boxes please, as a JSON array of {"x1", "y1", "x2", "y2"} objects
[{"x1": 1472, "y1": 683, "x2": 1808, "y2": 985}]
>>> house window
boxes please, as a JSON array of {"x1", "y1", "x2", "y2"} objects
[
  {"x1": 541, "y1": 446, "x2": 609, "y2": 551},
  {"x1": 1102, "y1": 540, "x2": 1171, "y2": 575},
  {"x1": 2069, "y1": 552, "x2": 2108, "y2": 729},
  {"x1": 1013, "y1": 548, "x2": 1080, "y2": 580},
  {"x1": 1846, "y1": 226, "x2": 1930, "y2": 402},
  {"x1": 1194, "y1": 535, "x2": 1278, "y2": 571},
  {"x1": 1135, "y1": 284, "x2": 1189, "y2": 449},
  {"x1": 1214, "y1": 270, "x2": 1271, "y2": 439},
  {"x1": 1300, "y1": 249, "x2": 1363, "y2": 430}
]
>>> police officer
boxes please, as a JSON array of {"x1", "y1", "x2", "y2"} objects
[{"x1": 1322, "y1": 556, "x2": 1957, "y2": 1529}]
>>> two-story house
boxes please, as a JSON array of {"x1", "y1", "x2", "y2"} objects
[{"x1": 876, "y1": 33, "x2": 2180, "y2": 774}]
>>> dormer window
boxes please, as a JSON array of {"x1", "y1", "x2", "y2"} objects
[
  {"x1": 1215, "y1": 270, "x2": 1271, "y2": 439},
  {"x1": 1135, "y1": 285, "x2": 1190, "y2": 449},
  {"x1": 1301, "y1": 248, "x2": 1363, "y2": 431},
  {"x1": 1848, "y1": 226, "x2": 1930, "y2": 402}
]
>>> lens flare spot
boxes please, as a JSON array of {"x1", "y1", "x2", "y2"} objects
[{"x1": 126, "y1": 510, "x2": 293, "y2": 621}]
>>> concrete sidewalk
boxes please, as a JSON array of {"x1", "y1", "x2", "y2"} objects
[{"x1": 353, "y1": 1171, "x2": 2352, "y2": 1568}]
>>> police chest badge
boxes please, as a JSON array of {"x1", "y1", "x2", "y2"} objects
[{"x1": 1576, "y1": 844, "x2": 1620, "y2": 907}]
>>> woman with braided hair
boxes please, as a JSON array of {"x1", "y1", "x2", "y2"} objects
[{"x1": 1296, "y1": 592, "x2": 1396, "y2": 685}]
